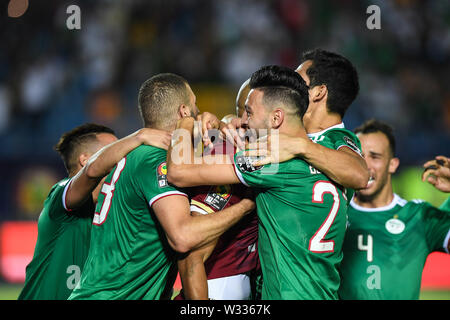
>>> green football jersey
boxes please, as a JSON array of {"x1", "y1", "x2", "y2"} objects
[
  {"x1": 233, "y1": 126, "x2": 359, "y2": 300},
  {"x1": 339, "y1": 194, "x2": 450, "y2": 300},
  {"x1": 18, "y1": 178, "x2": 94, "y2": 300},
  {"x1": 68, "y1": 146, "x2": 186, "y2": 300},
  {"x1": 440, "y1": 197, "x2": 450, "y2": 211},
  {"x1": 307, "y1": 123, "x2": 363, "y2": 204}
]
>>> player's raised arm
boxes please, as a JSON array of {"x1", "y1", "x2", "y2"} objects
[
  {"x1": 249, "y1": 132, "x2": 369, "y2": 190},
  {"x1": 177, "y1": 237, "x2": 218, "y2": 300},
  {"x1": 65, "y1": 128, "x2": 172, "y2": 209},
  {"x1": 152, "y1": 194, "x2": 254, "y2": 253},
  {"x1": 166, "y1": 116, "x2": 240, "y2": 187},
  {"x1": 288, "y1": 135, "x2": 369, "y2": 190}
]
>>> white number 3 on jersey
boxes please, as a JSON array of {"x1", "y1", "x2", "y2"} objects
[{"x1": 93, "y1": 158, "x2": 126, "y2": 225}]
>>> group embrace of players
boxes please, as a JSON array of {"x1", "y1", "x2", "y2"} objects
[{"x1": 18, "y1": 49, "x2": 450, "y2": 300}]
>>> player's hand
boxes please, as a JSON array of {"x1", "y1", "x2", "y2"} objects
[
  {"x1": 244, "y1": 132, "x2": 307, "y2": 166},
  {"x1": 220, "y1": 118, "x2": 246, "y2": 150},
  {"x1": 137, "y1": 128, "x2": 172, "y2": 150},
  {"x1": 422, "y1": 155, "x2": 450, "y2": 193},
  {"x1": 196, "y1": 112, "x2": 220, "y2": 148}
]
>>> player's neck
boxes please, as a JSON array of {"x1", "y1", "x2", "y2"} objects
[
  {"x1": 278, "y1": 119, "x2": 308, "y2": 138},
  {"x1": 68, "y1": 166, "x2": 81, "y2": 178},
  {"x1": 145, "y1": 122, "x2": 177, "y2": 133},
  {"x1": 304, "y1": 106, "x2": 343, "y2": 134},
  {"x1": 354, "y1": 186, "x2": 395, "y2": 209}
]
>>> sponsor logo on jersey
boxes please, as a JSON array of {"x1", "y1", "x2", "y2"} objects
[
  {"x1": 204, "y1": 185, "x2": 232, "y2": 210},
  {"x1": 343, "y1": 136, "x2": 362, "y2": 155},
  {"x1": 156, "y1": 161, "x2": 168, "y2": 188},
  {"x1": 235, "y1": 155, "x2": 264, "y2": 172}
]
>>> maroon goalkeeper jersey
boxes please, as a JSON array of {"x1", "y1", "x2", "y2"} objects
[
  {"x1": 191, "y1": 184, "x2": 259, "y2": 279},
  {"x1": 191, "y1": 138, "x2": 259, "y2": 279}
]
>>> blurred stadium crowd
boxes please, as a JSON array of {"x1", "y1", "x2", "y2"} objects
[{"x1": 0, "y1": 0, "x2": 449, "y2": 221}]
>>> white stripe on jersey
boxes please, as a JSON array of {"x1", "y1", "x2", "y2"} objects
[
  {"x1": 149, "y1": 190, "x2": 188, "y2": 207},
  {"x1": 233, "y1": 163, "x2": 250, "y2": 187},
  {"x1": 62, "y1": 178, "x2": 73, "y2": 212}
]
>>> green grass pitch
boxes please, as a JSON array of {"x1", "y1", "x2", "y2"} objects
[{"x1": 0, "y1": 284, "x2": 448, "y2": 300}]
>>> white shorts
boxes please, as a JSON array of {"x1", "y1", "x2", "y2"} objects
[{"x1": 207, "y1": 274, "x2": 251, "y2": 300}]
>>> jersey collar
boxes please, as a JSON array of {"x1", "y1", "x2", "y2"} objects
[
  {"x1": 350, "y1": 193, "x2": 406, "y2": 212},
  {"x1": 307, "y1": 122, "x2": 345, "y2": 139}
]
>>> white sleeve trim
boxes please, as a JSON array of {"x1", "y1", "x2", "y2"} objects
[
  {"x1": 149, "y1": 190, "x2": 188, "y2": 207},
  {"x1": 233, "y1": 163, "x2": 249, "y2": 187},
  {"x1": 62, "y1": 178, "x2": 73, "y2": 212},
  {"x1": 443, "y1": 229, "x2": 450, "y2": 254},
  {"x1": 190, "y1": 205, "x2": 208, "y2": 215}
]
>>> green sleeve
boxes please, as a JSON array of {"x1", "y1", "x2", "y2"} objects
[
  {"x1": 317, "y1": 129, "x2": 362, "y2": 155},
  {"x1": 136, "y1": 153, "x2": 187, "y2": 207},
  {"x1": 233, "y1": 150, "x2": 308, "y2": 188},
  {"x1": 421, "y1": 202, "x2": 450, "y2": 252},
  {"x1": 440, "y1": 197, "x2": 450, "y2": 211},
  {"x1": 48, "y1": 179, "x2": 94, "y2": 222},
  {"x1": 233, "y1": 151, "x2": 276, "y2": 188},
  {"x1": 326, "y1": 129, "x2": 363, "y2": 156}
]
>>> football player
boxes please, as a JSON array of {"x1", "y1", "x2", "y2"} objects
[
  {"x1": 19, "y1": 123, "x2": 172, "y2": 299},
  {"x1": 339, "y1": 119, "x2": 450, "y2": 300},
  {"x1": 168, "y1": 66, "x2": 350, "y2": 299},
  {"x1": 68, "y1": 74, "x2": 254, "y2": 300}
]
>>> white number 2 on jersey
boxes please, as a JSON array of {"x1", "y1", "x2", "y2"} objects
[
  {"x1": 309, "y1": 181, "x2": 340, "y2": 253},
  {"x1": 93, "y1": 158, "x2": 126, "y2": 225}
]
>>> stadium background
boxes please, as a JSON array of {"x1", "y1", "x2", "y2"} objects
[{"x1": 0, "y1": 0, "x2": 449, "y2": 299}]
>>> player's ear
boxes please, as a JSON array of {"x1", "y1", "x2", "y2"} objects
[
  {"x1": 78, "y1": 152, "x2": 90, "y2": 168},
  {"x1": 310, "y1": 85, "x2": 327, "y2": 103},
  {"x1": 271, "y1": 108, "x2": 284, "y2": 129},
  {"x1": 178, "y1": 104, "x2": 191, "y2": 118},
  {"x1": 388, "y1": 157, "x2": 400, "y2": 174}
]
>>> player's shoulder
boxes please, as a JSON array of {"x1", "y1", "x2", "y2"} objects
[
  {"x1": 47, "y1": 178, "x2": 70, "y2": 199},
  {"x1": 307, "y1": 123, "x2": 346, "y2": 139},
  {"x1": 325, "y1": 127, "x2": 360, "y2": 146},
  {"x1": 308, "y1": 123, "x2": 360, "y2": 147},
  {"x1": 127, "y1": 145, "x2": 167, "y2": 165},
  {"x1": 404, "y1": 198, "x2": 435, "y2": 212},
  {"x1": 42, "y1": 178, "x2": 73, "y2": 219},
  {"x1": 130, "y1": 144, "x2": 166, "y2": 157}
]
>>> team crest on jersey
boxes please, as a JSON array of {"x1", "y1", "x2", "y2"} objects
[
  {"x1": 204, "y1": 185, "x2": 232, "y2": 210},
  {"x1": 156, "y1": 161, "x2": 168, "y2": 188},
  {"x1": 385, "y1": 218, "x2": 405, "y2": 234},
  {"x1": 235, "y1": 155, "x2": 264, "y2": 173},
  {"x1": 343, "y1": 136, "x2": 362, "y2": 156}
]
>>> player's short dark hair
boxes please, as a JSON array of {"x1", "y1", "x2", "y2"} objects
[
  {"x1": 301, "y1": 48, "x2": 359, "y2": 118},
  {"x1": 249, "y1": 65, "x2": 309, "y2": 119},
  {"x1": 138, "y1": 73, "x2": 191, "y2": 128},
  {"x1": 354, "y1": 119, "x2": 396, "y2": 156},
  {"x1": 54, "y1": 123, "x2": 115, "y2": 174}
]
